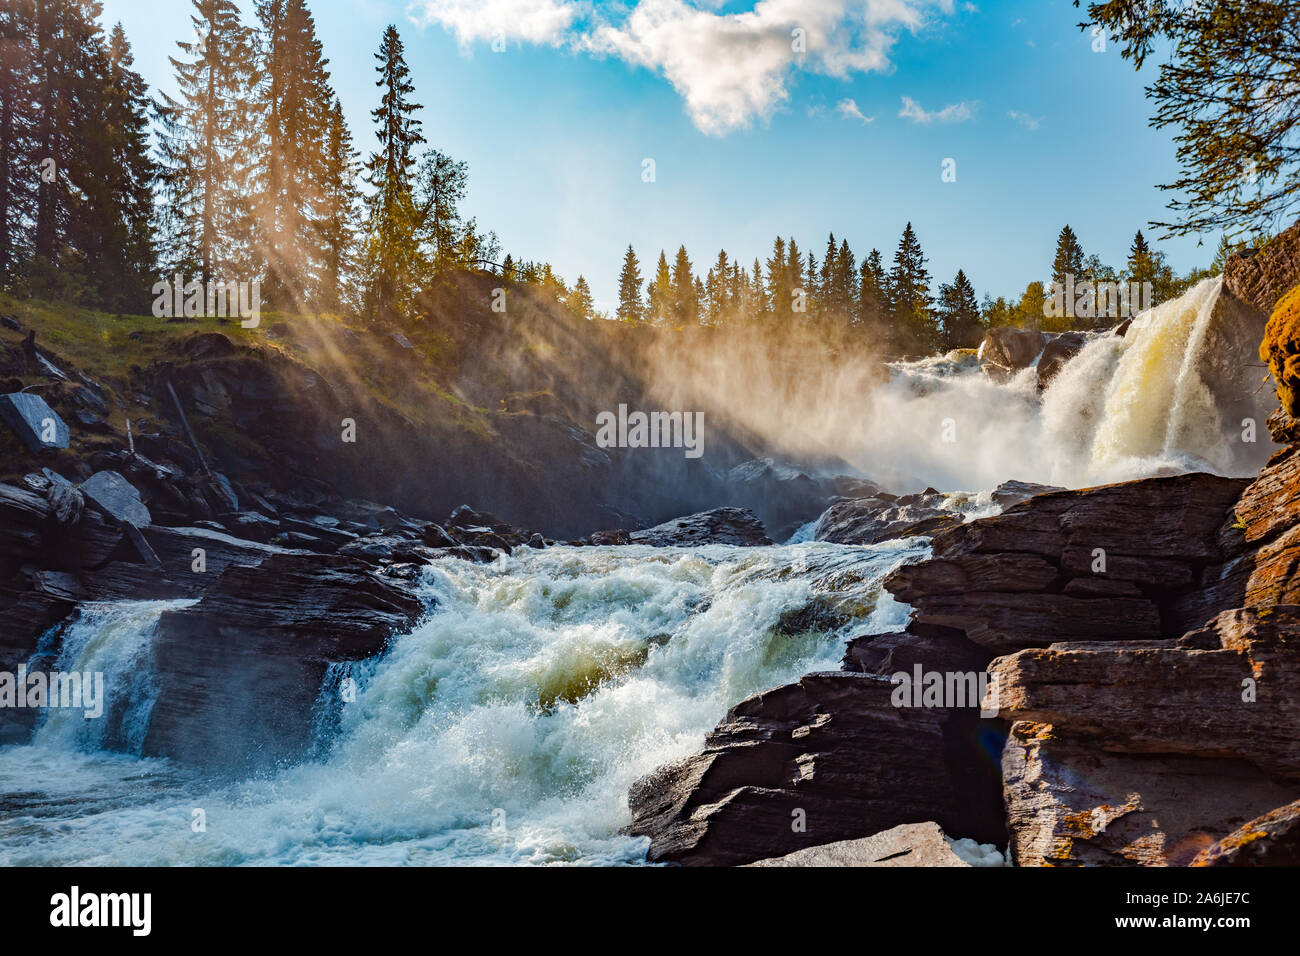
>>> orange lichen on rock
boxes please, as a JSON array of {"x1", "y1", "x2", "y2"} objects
[{"x1": 1260, "y1": 282, "x2": 1300, "y2": 417}]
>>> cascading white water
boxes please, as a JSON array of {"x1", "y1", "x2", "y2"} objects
[
  {"x1": 0, "y1": 274, "x2": 1273, "y2": 866},
  {"x1": 0, "y1": 541, "x2": 922, "y2": 866},
  {"x1": 852, "y1": 277, "x2": 1275, "y2": 492},
  {"x1": 32, "y1": 600, "x2": 195, "y2": 754}
]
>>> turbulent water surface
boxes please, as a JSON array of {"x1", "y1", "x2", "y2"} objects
[
  {"x1": 0, "y1": 541, "x2": 923, "y2": 866},
  {"x1": 0, "y1": 276, "x2": 1273, "y2": 866}
]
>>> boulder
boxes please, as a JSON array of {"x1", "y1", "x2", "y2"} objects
[
  {"x1": 978, "y1": 327, "x2": 1046, "y2": 382},
  {"x1": 1224, "y1": 221, "x2": 1300, "y2": 315},
  {"x1": 78, "y1": 470, "x2": 151, "y2": 529},
  {"x1": 623, "y1": 671, "x2": 1005, "y2": 866},
  {"x1": 623, "y1": 507, "x2": 772, "y2": 547},
  {"x1": 814, "y1": 491, "x2": 961, "y2": 545},
  {"x1": 1036, "y1": 331, "x2": 1088, "y2": 390},
  {"x1": 0, "y1": 391, "x2": 69, "y2": 451}
]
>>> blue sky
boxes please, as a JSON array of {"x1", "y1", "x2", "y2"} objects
[{"x1": 99, "y1": 0, "x2": 1208, "y2": 313}]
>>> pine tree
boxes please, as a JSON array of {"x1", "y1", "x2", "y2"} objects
[
  {"x1": 156, "y1": 0, "x2": 258, "y2": 285},
  {"x1": 415, "y1": 149, "x2": 467, "y2": 271},
  {"x1": 615, "y1": 244, "x2": 643, "y2": 321},
  {"x1": 888, "y1": 222, "x2": 937, "y2": 352},
  {"x1": 90, "y1": 23, "x2": 156, "y2": 310},
  {"x1": 362, "y1": 24, "x2": 425, "y2": 322},
  {"x1": 253, "y1": 0, "x2": 339, "y2": 308},
  {"x1": 1050, "y1": 224, "x2": 1085, "y2": 289},
  {"x1": 671, "y1": 244, "x2": 696, "y2": 325},
  {"x1": 936, "y1": 268, "x2": 982, "y2": 350},
  {"x1": 0, "y1": 0, "x2": 37, "y2": 286},
  {"x1": 751, "y1": 257, "x2": 768, "y2": 318},
  {"x1": 319, "y1": 95, "x2": 360, "y2": 312},
  {"x1": 648, "y1": 250, "x2": 672, "y2": 322}
]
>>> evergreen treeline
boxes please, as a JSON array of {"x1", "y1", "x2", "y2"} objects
[
  {"x1": 611, "y1": 223, "x2": 974, "y2": 354},
  {"x1": 0, "y1": 0, "x2": 1228, "y2": 352},
  {"x1": 0, "y1": 0, "x2": 499, "y2": 318}
]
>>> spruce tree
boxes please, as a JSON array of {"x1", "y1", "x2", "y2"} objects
[
  {"x1": 936, "y1": 268, "x2": 982, "y2": 350},
  {"x1": 648, "y1": 250, "x2": 671, "y2": 322},
  {"x1": 671, "y1": 244, "x2": 696, "y2": 325},
  {"x1": 363, "y1": 24, "x2": 425, "y2": 322},
  {"x1": 0, "y1": 0, "x2": 37, "y2": 286},
  {"x1": 615, "y1": 244, "x2": 643, "y2": 321},
  {"x1": 888, "y1": 222, "x2": 938, "y2": 352},
  {"x1": 319, "y1": 95, "x2": 361, "y2": 312},
  {"x1": 156, "y1": 0, "x2": 257, "y2": 285},
  {"x1": 568, "y1": 274, "x2": 594, "y2": 320},
  {"x1": 253, "y1": 0, "x2": 338, "y2": 308},
  {"x1": 1050, "y1": 224, "x2": 1085, "y2": 289}
]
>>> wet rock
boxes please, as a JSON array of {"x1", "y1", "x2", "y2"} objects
[
  {"x1": 990, "y1": 479, "x2": 1065, "y2": 509},
  {"x1": 1036, "y1": 332, "x2": 1087, "y2": 390},
  {"x1": 724, "y1": 458, "x2": 877, "y2": 541},
  {"x1": 814, "y1": 492, "x2": 961, "y2": 545},
  {"x1": 623, "y1": 671, "x2": 1006, "y2": 866},
  {"x1": 144, "y1": 552, "x2": 425, "y2": 769},
  {"x1": 841, "y1": 629, "x2": 992, "y2": 677},
  {"x1": 0, "y1": 392, "x2": 69, "y2": 451},
  {"x1": 979, "y1": 327, "x2": 1046, "y2": 382},
  {"x1": 626, "y1": 507, "x2": 772, "y2": 547},
  {"x1": 745, "y1": 822, "x2": 982, "y2": 867}
]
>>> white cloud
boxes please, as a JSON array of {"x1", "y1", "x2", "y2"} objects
[
  {"x1": 898, "y1": 94, "x2": 975, "y2": 123},
  {"x1": 409, "y1": 0, "x2": 956, "y2": 134},
  {"x1": 835, "y1": 97, "x2": 874, "y2": 122},
  {"x1": 1008, "y1": 109, "x2": 1042, "y2": 129},
  {"x1": 407, "y1": 0, "x2": 585, "y2": 47}
]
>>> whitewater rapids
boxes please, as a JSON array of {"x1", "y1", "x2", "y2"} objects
[{"x1": 0, "y1": 540, "x2": 923, "y2": 866}]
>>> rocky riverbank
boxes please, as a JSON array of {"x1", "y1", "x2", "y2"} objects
[{"x1": 624, "y1": 236, "x2": 1300, "y2": 867}]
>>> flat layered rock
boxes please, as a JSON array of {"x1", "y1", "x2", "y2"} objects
[
  {"x1": 143, "y1": 551, "x2": 425, "y2": 769},
  {"x1": 624, "y1": 507, "x2": 772, "y2": 547},
  {"x1": 746, "y1": 822, "x2": 978, "y2": 867},
  {"x1": 987, "y1": 606, "x2": 1300, "y2": 783},
  {"x1": 884, "y1": 473, "x2": 1248, "y2": 652}
]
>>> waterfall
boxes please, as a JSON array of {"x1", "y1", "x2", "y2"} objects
[
  {"x1": 854, "y1": 276, "x2": 1275, "y2": 492},
  {"x1": 0, "y1": 541, "x2": 922, "y2": 865},
  {"x1": 31, "y1": 600, "x2": 195, "y2": 754}
]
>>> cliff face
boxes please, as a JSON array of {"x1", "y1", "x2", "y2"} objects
[{"x1": 626, "y1": 241, "x2": 1300, "y2": 867}]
